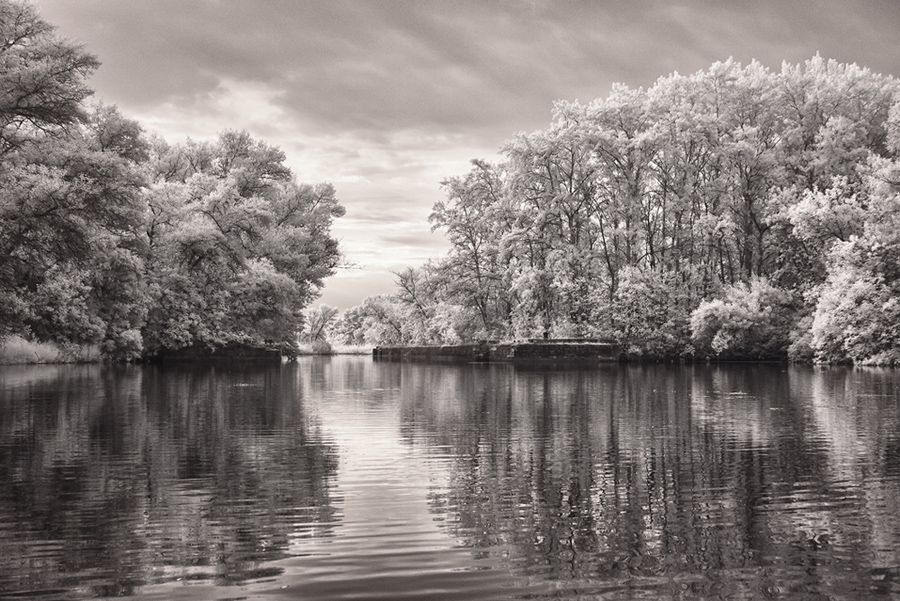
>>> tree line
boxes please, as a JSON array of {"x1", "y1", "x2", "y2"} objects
[
  {"x1": 330, "y1": 56, "x2": 900, "y2": 364},
  {"x1": 0, "y1": 1, "x2": 344, "y2": 359}
]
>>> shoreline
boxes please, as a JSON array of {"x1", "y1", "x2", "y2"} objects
[
  {"x1": 0, "y1": 336, "x2": 883, "y2": 367},
  {"x1": 0, "y1": 336, "x2": 371, "y2": 365}
]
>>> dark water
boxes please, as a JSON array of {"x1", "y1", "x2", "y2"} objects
[{"x1": 1, "y1": 359, "x2": 899, "y2": 600}]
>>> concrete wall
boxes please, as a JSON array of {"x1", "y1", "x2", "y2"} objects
[{"x1": 373, "y1": 341, "x2": 620, "y2": 363}]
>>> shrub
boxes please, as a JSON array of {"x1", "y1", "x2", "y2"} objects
[
  {"x1": 605, "y1": 268, "x2": 694, "y2": 359},
  {"x1": 691, "y1": 278, "x2": 798, "y2": 360},
  {"x1": 810, "y1": 241, "x2": 900, "y2": 365},
  {"x1": 310, "y1": 339, "x2": 333, "y2": 355}
]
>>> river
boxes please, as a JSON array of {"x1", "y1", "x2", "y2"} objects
[{"x1": 1, "y1": 358, "x2": 899, "y2": 600}]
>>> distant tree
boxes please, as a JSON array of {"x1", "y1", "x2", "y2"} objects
[
  {"x1": 605, "y1": 267, "x2": 694, "y2": 359},
  {"x1": 331, "y1": 305, "x2": 366, "y2": 347},
  {"x1": 305, "y1": 304, "x2": 339, "y2": 343},
  {"x1": 349, "y1": 295, "x2": 410, "y2": 346},
  {"x1": 430, "y1": 159, "x2": 512, "y2": 335}
]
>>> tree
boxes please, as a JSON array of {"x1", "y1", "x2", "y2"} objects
[
  {"x1": 345, "y1": 295, "x2": 410, "y2": 346},
  {"x1": 140, "y1": 131, "x2": 345, "y2": 354},
  {"x1": 0, "y1": 105, "x2": 148, "y2": 356},
  {"x1": 808, "y1": 157, "x2": 900, "y2": 365},
  {"x1": 305, "y1": 304, "x2": 339, "y2": 343},
  {"x1": 0, "y1": 3, "x2": 155, "y2": 358},
  {"x1": 431, "y1": 159, "x2": 511, "y2": 335},
  {"x1": 331, "y1": 305, "x2": 367, "y2": 346},
  {"x1": 0, "y1": 2, "x2": 345, "y2": 359},
  {"x1": 0, "y1": 0, "x2": 101, "y2": 340},
  {"x1": 351, "y1": 56, "x2": 898, "y2": 361},
  {"x1": 605, "y1": 267, "x2": 694, "y2": 359},
  {"x1": 0, "y1": 0, "x2": 99, "y2": 156}
]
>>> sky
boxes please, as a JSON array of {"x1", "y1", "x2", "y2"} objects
[{"x1": 35, "y1": 0, "x2": 900, "y2": 310}]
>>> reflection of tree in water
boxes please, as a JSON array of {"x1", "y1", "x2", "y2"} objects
[
  {"x1": 404, "y1": 363, "x2": 900, "y2": 600},
  {"x1": 0, "y1": 362, "x2": 338, "y2": 597}
]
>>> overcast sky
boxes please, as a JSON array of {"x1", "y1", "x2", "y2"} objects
[{"x1": 35, "y1": 0, "x2": 900, "y2": 310}]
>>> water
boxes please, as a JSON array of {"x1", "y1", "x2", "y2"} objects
[{"x1": 1, "y1": 358, "x2": 899, "y2": 600}]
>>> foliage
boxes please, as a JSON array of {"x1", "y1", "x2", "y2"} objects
[
  {"x1": 0, "y1": 4, "x2": 148, "y2": 358},
  {"x1": 605, "y1": 267, "x2": 695, "y2": 359},
  {"x1": 346, "y1": 56, "x2": 899, "y2": 363},
  {"x1": 808, "y1": 158, "x2": 900, "y2": 364},
  {"x1": 690, "y1": 278, "x2": 798, "y2": 359},
  {"x1": 305, "y1": 304, "x2": 339, "y2": 343},
  {"x1": 0, "y1": 0, "x2": 344, "y2": 360},
  {"x1": 4, "y1": 2, "x2": 898, "y2": 365},
  {"x1": 0, "y1": 0, "x2": 99, "y2": 156},
  {"x1": 0, "y1": 335, "x2": 100, "y2": 364},
  {"x1": 430, "y1": 159, "x2": 513, "y2": 336},
  {"x1": 331, "y1": 294, "x2": 413, "y2": 347},
  {"x1": 139, "y1": 131, "x2": 344, "y2": 355}
]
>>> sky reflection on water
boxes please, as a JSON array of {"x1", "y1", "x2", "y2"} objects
[{"x1": 0, "y1": 359, "x2": 899, "y2": 600}]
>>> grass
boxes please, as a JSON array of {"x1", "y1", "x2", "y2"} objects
[
  {"x1": 0, "y1": 335, "x2": 100, "y2": 364},
  {"x1": 293, "y1": 342, "x2": 373, "y2": 356},
  {"x1": 0, "y1": 336, "x2": 372, "y2": 364},
  {"x1": 330, "y1": 344, "x2": 373, "y2": 355}
]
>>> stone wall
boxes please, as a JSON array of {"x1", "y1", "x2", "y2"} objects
[{"x1": 373, "y1": 341, "x2": 620, "y2": 363}]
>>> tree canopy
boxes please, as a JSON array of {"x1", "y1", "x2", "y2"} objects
[
  {"x1": 0, "y1": 0, "x2": 344, "y2": 359},
  {"x1": 334, "y1": 56, "x2": 900, "y2": 365}
]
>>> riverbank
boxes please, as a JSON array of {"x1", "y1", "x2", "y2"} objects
[
  {"x1": 296, "y1": 343, "x2": 371, "y2": 356},
  {"x1": 0, "y1": 336, "x2": 372, "y2": 365},
  {"x1": 0, "y1": 336, "x2": 100, "y2": 364},
  {"x1": 157, "y1": 342, "x2": 374, "y2": 362}
]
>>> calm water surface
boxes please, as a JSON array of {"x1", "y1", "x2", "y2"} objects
[{"x1": 1, "y1": 358, "x2": 899, "y2": 600}]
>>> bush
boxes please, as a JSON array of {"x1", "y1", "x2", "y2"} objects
[
  {"x1": 810, "y1": 244, "x2": 900, "y2": 365},
  {"x1": 310, "y1": 339, "x2": 333, "y2": 355},
  {"x1": 691, "y1": 278, "x2": 798, "y2": 360},
  {"x1": 604, "y1": 268, "x2": 694, "y2": 359}
]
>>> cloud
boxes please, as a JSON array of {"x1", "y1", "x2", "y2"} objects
[
  {"x1": 38, "y1": 0, "x2": 900, "y2": 151},
  {"x1": 331, "y1": 174, "x2": 372, "y2": 184},
  {"x1": 316, "y1": 269, "x2": 399, "y2": 309}
]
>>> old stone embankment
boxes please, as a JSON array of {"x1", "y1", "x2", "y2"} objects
[{"x1": 372, "y1": 340, "x2": 620, "y2": 363}]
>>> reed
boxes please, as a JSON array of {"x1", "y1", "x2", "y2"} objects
[
  {"x1": 292, "y1": 342, "x2": 372, "y2": 356},
  {"x1": 0, "y1": 336, "x2": 100, "y2": 364}
]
